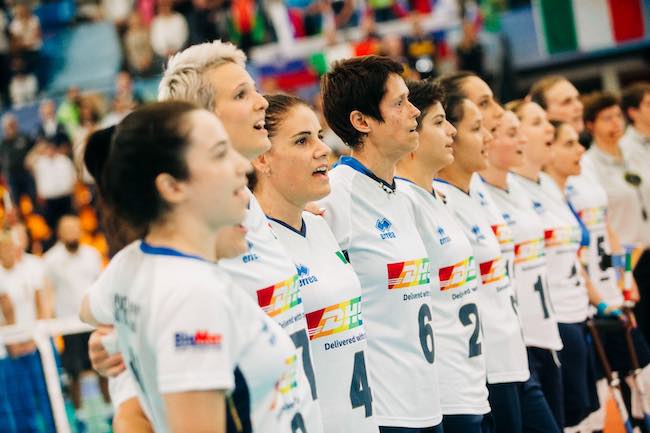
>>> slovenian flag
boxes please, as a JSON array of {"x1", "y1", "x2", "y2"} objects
[{"x1": 533, "y1": 0, "x2": 648, "y2": 54}]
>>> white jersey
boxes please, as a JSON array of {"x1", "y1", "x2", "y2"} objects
[
  {"x1": 269, "y1": 212, "x2": 378, "y2": 433},
  {"x1": 88, "y1": 242, "x2": 298, "y2": 433},
  {"x1": 219, "y1": 191, "x2": 323, "y2": 433},
  {"x1": 484, "y1": 175, "x2": 563, "y2": 351},
  {"x1": 397, "y1": 178, "x2": 489, "y2": 415},
  {"x1": 513, "y1": 173, "x2": 590, "y2": 323},
  {"x1": 436, "y1": 179, "x2": 529, "y2": 384},
  {"x1": 0, "y1": 261, "x2": 41, "y2": 326},
  {"x1": 566, "y1": 172, "x2": 623, "y2": 306},
  {"x1": 317, "y1": 157, "x2": 441, "y2": 428}
]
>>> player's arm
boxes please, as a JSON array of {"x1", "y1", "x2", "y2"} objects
[
  {"x1": 0, "y1": 293, "x2": 15, "y2": 325},
  {"x1": 607, "y1": 220, "x2": 641, "y2": 301},
  {"x1": 113, "y1": 398, "x2": 154, "y2": 433},
  {"x1": 582, "y1": 265, "x2": 622, "y2": 318},
  {"x1": 164, "y1": 391, "x2": 226, "y2": 433}
]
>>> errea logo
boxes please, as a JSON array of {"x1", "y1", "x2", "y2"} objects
[
  {"x1": 436, "y1": 226, "x2": 451, "y2": 245},
  {"x1": 242, "y1": 240, "x2": 259, "y2": 263},
  {"x1": 532, "y1": 201, "x2": 544, "y2": 214},
  {"x1": 376, "y1": 217, "x2": 396, "y2": 239},
  {"x1": 296, "y1": 263, "x2": 318, "y2": 287},
  {"x1": 471, "y1": 225, "x2": 486, "y2": 242}
]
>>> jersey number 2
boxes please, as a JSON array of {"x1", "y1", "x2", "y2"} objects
[{"x1": 459, "y1": 303, "x2": 481, "y2": 357}]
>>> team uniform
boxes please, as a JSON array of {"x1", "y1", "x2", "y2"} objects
[
  {"x1": 105, "y1": 190, "x2": 322, "y2": 433},
  {"x1": 87, "y1": 241, "x2": 301, "y2": 433},
  {"x1": 396, "y1": 178, "x2": 490, "y2": 421},
  {"x1": 514, "y1": 172, "x2": 598, "y2": 428},
  {"x1": 567, "y1": 170, "x2": 650, "y2": 428},
  {"x1": 483, "y1": 174, "x2": 566, "y2": 433},
  {"x1": 268, "y1": 212, "x2": 378, "y2": 433},
  {"x1": 0, "y1": 259, "x2": 56, "y2": 433},
  {"x1": 317, "y1": 157, "x2": 442, "y2": 431}
]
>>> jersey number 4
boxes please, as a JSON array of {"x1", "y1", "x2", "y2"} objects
[{"x1": 350, "y1": 351, "x2": 373, "y2": 417}]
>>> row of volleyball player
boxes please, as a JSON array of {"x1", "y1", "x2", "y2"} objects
[{"x1": 71, "y1": 39, "x2": 650, "y2": 433}]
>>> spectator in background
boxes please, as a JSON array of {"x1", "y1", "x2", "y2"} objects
[
  {"x1": 404, "y1": 13, "x2": 437, "y2": 79},
  {"x1": 101, "y1": 0, "x2": 133, "y2": 33},
  {"x1": 71, "y1": 97, "x2": 102, "y2": 171},
  {"x1": 56, "y1": 87, "x2": 81, "y2": 137},
  {"x1": 185, "y1": 0, "x2": 220, "y2": 44},
  {"x1": 8, "y1": 57, "x2": 37, "y2": 108},
  {"x1": 150, "y1": 0, "x2": 189, "y2": 58},
  {"x1": 8, "y1": 3, "x2": 41, "y2": 72},
  {"x1": 381, "y1": 33, "x2": 415, "y2": 78},
  {"x1": 44, "y1": 215, "x2": 107, "y2": 412},
  {"x1": 24, "y1": 140, "x2": 77, "y2": 233},
  {"x1": 0, "y1": 114, "x2": 36, "y2": 208},
  {"x1": 114, "y1": 70, "x2": 143, "y2": 108},
  {"x1": 0, "y1": 232, "x2": 56, "y2": 433},
  {"x1": 456, "y1": 19, "x2": 484, "y2": 78},
  {"x1": 36, "y1": 100, "x2": 70, "y2": 152},
  {"x1": 621, "y1": 82, "x2": 650, "y2": 162},
  {"x1": 0, "y1": 9, "x2": 10, "y2": 109},
  {"x1": 123, "y1": 12, "x2": 156, "y2": 76}
]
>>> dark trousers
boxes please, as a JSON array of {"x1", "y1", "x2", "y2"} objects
[
  {"x1": 8, "y1": 171, "x2": 36, "y2": 210},
  {"x1": 527, "y1": 347, "x2": 564, "y2": 430},
  {"x1": 441, "y1": 413, "x2": 494, "y2": 433},
  {"x1": 635, "y1": 250, "x2": 650, "y2": 344},
  {"x1": 43, "y1": 194, "x2": 73, "y2": 232},
  {"x1": 379, "y1": 425, "x2": 444, "y2": 433},
  {"x1": 488, "y1": 378, "x2": 561, "y2": 433}
]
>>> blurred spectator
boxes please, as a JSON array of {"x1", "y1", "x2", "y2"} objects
[
  {"x1": 286, "y1": 0, "x2": 327, "y2": 36},
  {"x1": 8, "y1": 57, "x2": 37, "y2": 107},
  {"x1": 228, "y1": 0, "x2": 273, "y2": 53},
  {"x1": 36, "y1": 100, "x2": 70, "y2": 151},
  {"x1": 456, "y1": 19, "x2": 484, "y2": 77},
  {"x1": 150, "y1": 0, "x2": 189, "y2": 58},
  {"x1": 331, "y1": 0, "x2": 358, "y2": 29},
  {"x1": 101, "y1": 0, "x2": 133, "y2": 32},
  {"x1": 0, "y1": 114, "x2": 36, "y2": 208},
  {"x1": 367, "y1": 0, "x2": 399, "y2": 23},
  {"x1": 8, "y1": 3, "x2": 41, "y2": 71},
  {"x1": 404, "y1": 13, "x2": 437, "y2": 79},
  {"x1": 24, "y1": 141, "x2": 77, "y2": 232},
  {"x1": 353, "y1": 14, "x2": 380, "y2": 56},
  {"x1": 56, "y1": 87, "x2": 82, "y2": 137},
  {"x1": 0, "y1": 10, "x2": 10, "y2": 108},
  {"x1": 186, "y1": 0, "x2": 220, "y2": 44},
  {"x1": 621, "y1": 82, "x2": 650, "y2": 160},
  {"x1": 44, "y1": 215, "x2": 107, "y2": 411},
  {"x1": 72, "y1": 96, "x2": 102, "y2": 183},
  {"x1": 114, "y1": 70, "x2": 143, "y2": 107},
  {"x1": 123, "y1": 11, "x2": 156, "y2": 76},
  {"x1": 381, "y1": 33, "x2": 414, "y2": 78}
]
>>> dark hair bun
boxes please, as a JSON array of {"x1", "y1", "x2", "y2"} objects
[{"x1": 84, "y1": 126, "x2": 116, "y2": 188}]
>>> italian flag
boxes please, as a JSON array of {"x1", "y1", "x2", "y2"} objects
[{"x1": 533, "y1": 0, "x2": 648, "y2": 54}]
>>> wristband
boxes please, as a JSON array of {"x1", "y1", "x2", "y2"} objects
[
  {"x1": 597, "y1": 302, "x2": 609, "y2": 316},
  {"x1": 612, "y1": 253, "x2": 626, "y2": 269}
]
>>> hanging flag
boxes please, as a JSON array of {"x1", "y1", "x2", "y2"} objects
[{"x1": 607, "y1": 0, "x2": 645, "y2": 43}]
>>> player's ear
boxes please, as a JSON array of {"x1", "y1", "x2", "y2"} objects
[
  {"x1": 252, "y1": 153, "x2": 271, "y2": 177},
  {"x1": 350, "y1": 110, "x2": 371, "y2": 134}
]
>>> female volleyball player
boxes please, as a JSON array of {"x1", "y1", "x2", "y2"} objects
[
  {"x1": 252, "y1": 94, "x2": 378, "y2": 432},
  {"x1": 317, "y1": 56, "x2": 443, "y2": 432},
  {"x1": 480, "y1": 105, "x2": 564, "y2": 432},
  {"x1": 79, "y1": 102, "x2": 302, "y2": 433},
  {"x1": 394, "y1": 79, "x2": 492, "y2": 433}
]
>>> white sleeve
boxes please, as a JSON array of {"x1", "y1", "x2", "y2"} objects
[
  {"x1": 109, "y1": 370, "x2": 140, "y2": 411},
  {"x1": 317, "y1": 176, "x2": 353, "y2": 250},
  {"x1": 87, "y1": 262, "x2": 117, "y2": 324},
  {"x1": 153, "y1": 282, "x2": 237, "y2": 394}
]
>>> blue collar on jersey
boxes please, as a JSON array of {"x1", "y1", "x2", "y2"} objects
[
  {"x1": 479, "y1": 175, "x2": 509, "y2": 193},
  {"x1": 139, "y1": 240, "x2": 208, "y2": 262},
  {"x1": 336, "y1": 156, "x2": 396, "y2": 193},
  {"x1": 567, "y1": 202, "x2": 591, "y2": 247},
  {"x1": 394, "y1": 176, "x2": 436, "y2": 198},
  {"x1": 434, "y1": 177, "x2": 471, "y2": 196},
  {"x1": 267, "y1": 216, "x2": 307, "y2": 238},
  {"x1": 510, "y1": 171, "x2": 541, "y2": 185}
]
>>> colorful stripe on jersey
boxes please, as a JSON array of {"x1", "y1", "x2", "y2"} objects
[
  {"x1": 514, "y1": 238, "x2": 545, "y2": 264},
  {"x1": 272, "y1": 354, "x2": 299, "y2": 406},
  {"x1": 544, "y1": 227, "x2": 580, "y2": 248},
  {"x1": 479, "y1": 257, "x2": 508, "y2": 285},
  {"x1": 577, "y1": 207, "x2": 606, "y2": 229},
  {"x1": 305, "y1": 296, "x2": 363, "y2": 340},
  {"x1": 387, "y1": 259, "x2": 431, "y2": 290},
  {"x1": 490, "y1": 223, "x2": 514, "y2": 247},
  {"x1": 438, "y1": 256, "x2": 477, "y2": 291},
  {"x1": 257, "y1": 274, "x2": 301, "y2": 317}
]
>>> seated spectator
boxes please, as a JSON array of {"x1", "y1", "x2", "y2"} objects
[
  {"x1": 0, "y1": 114, "x2": 36, "y2": 209},
  {"x1": 286, "y1": 0, "x2": 326, "y2": 36},
  {"x1": 56, "y1": 87, "x2": 81, "y2": 137},
  {"x1": 404, "y1": 13, "x2": 438, "y2": 79},
  {"x1": 456, "y1": 19, "x2": 484, "y2": 77},
  {"x1": 24, "y1": 141, "x2": 77, "y2": 233},
  {"x1": 44, "y1": 215, "x2": 108, "y2": 415},
  {"x1": 114, "y1": 70, "x2": 143, "y2": 107},
  {"x1": 0, "y1": 10, "x2": 10, "y2": 108},
  {"x1": 101, "y1": 0, "x2": 133, "y2": 33},
  {"x1": 331, "y1": 0, "x2": 358, "y2": 29},
  {"x1": 150, "y1": 0, "x2": 189, "y2": 58},
  {"x1": 352, "y1": 14, "x2": 381, "y2": 56},
  {"x1": 8, "y1": 4, "x2": 41, "y2": 72},
  {"x1": 123, "y1": 12, "x2": 156, "y2": 76},
  {"x1": 8, "y1": 57, "x2": 37, "y2": 108},
  {"x1": 36, "y1": 100, "x2": 70, "y2": 152},
  {"x1": 72, "y1": 96, "x2": 102, "y2": 183},
  {"x1": 380, "y1": 33, "x2": 415, "y2": 78},
  {"x1": 185, "y1": 0, "x2": 220, "y2": 44}
]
